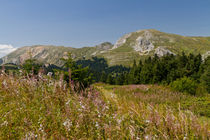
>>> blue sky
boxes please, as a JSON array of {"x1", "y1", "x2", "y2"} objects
[{"x1": 0, "y1": 0, "x2": 210, "y2": 54}]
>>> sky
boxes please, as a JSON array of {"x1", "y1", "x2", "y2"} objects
[{"x1": 0, "y1": 0, "x2": 210, "y2": 57}]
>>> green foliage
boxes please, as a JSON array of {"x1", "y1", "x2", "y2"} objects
[
  {"x1": 22, "y1": 59, "x2": 42, "y2": 75},
  {"x1": 76, "y1": 57, "x2": 129, "y2": 82},
  {"x1": 200, "y1": 57, "x2": 210, "y2": 93},
  {"x1": 61, "y1": 52, "x2": 93, "y2": 88},
  {"x1": 170, "y1": 77, "x2": 197, "y2": 95},
  {"x1": 106, "y1": 74, "x2": 114, "y2": 85},
  {"x1": 100, "y1": 71, "x2": 107, "y2": 83},
  {"x1": 99, "y1": 53, "x2": 209, "y2": 94}
]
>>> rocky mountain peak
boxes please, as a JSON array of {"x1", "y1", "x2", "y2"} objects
[
  {"x1": 133, "y1": 30, "x2": 154, "y2": 54},
  {"x1": 112, "y1": 33, "x2": 132, "y2": 50},
  {"x1": 96, "y1": 42, "x2": 113, "y2": 51}
]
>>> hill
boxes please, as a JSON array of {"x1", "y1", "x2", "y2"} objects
[{"x1": 1, "y1": 29, "x2": 210, "y2": 67}]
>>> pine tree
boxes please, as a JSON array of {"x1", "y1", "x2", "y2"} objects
[
  {"x1": 100, "y1": 71, "x2": 107, "y2": 83},
  {"x1": 106, "y1": 74, "x2": 114, "y2": 85},
  {"x1": 200, "y1": 57, "x2": 210, "y2": 93},
  {"x1": 152, "y1": 62, "x2": 162, "y2": 83},
  {"x1": 61, "y1": 52, "x2": 93, "y2": 89},
  {"x1": 22, "y1": 58, "x2": 42, "y2": 75}
]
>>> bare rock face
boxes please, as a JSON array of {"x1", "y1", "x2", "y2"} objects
[
  {"x1": 202, "y1": 51, "x2": 210, "y2": 60},
  {"x1": 91, "y1": 42, "x2": 113, "y2": 56},
  {"x1": 16, "y1": 46, "x2": 48, "y2": 64},
  {"x1": 133, "y1": 30, "x2": 154, "y2": 54},
  {"x1": 0, "y1": 46, "x2": 67, "y2": 65},
  {"x1": 112, "y1": 33, "x2": 132, "y2": 49},
  {"x1": 96, "y1": 42, "x2": 113, "y2": 51},
  {"x1": 2, "y1": 55, "x2": 20, "y2": 64},
  {"x1": 155, "y1": 47, "x2": 175, "y2": 57}
]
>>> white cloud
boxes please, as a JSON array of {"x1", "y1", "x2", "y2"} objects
[{"x1": 0, "y1": 44, "x2": 17, "y2": 58}]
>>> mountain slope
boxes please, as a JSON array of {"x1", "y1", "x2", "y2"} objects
[
  {"x1": 0, "y1": 42, "x2": 113, "y2": 67},
  {"x1": 1, "y1": 29, "x2": 210, "y2": 67},
  {"x1": 98, "y1": 29, "x2": 210, "y2": 66}
]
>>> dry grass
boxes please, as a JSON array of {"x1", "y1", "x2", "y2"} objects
[{"x1": 0, "y1": 75, "x2": 209, "y2": 139}]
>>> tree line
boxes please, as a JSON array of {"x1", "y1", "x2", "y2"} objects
[
  {"x1": 99, "y1": 53, "x2": 209, "y2": 95},
  {"x1": 1, "y1": 52, "x2": 209, "y2": 94}
]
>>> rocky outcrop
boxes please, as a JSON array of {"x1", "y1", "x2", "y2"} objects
[
  {"x1": 155, "y1": 47, "x2": 175, "y2": 57},
  {"x1": 202, "y1": 51, "x2": 210, "y2": 60},
  {"x1": 91, "y1": 42, "x2": 113, "y2": 56},
  {"x1": 112, "y1": 33, "x2": 131, "y2": 49},
  {"x1": 133, "y1": 30, "x2": 154, "y2": 54},
  {"x1": 96, "y1": 42, "x2": 113, "y2": 51},
  {"x1": 0, "y1": 46, "x2": 73, "y2": 66}
]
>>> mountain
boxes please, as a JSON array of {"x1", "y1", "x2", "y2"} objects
[
  {"x1": 0, "y1": 42, "x2": 113, "y2": 67},
  {"x1": 1, "y1": 29, "x2": 210, "y2": 67},
  {"x1": 100, "y1": 29, "x2": 210, "y2": 66}
]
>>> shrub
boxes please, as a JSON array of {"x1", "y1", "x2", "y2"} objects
[
  {"x1": 22, "y1": 59, "x2": 42, "y2": 75},
  {"x1": 170, "y1": 77, "x2": 197, "y2": 95},
  {"x1": 61, "y1": 52, "x2": 93, "y2": 89},
  {"x1": 200, "y1": 65, "x2": 210, "y2": 93}
]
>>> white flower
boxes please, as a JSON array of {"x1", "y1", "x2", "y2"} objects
[
  {"x1": 63, "y1": 119, "x2": 72, "y2": 131},
  {"x1": 117, "y1": 119, "x2": 122, "y2": 124},
  {"x1": 145, "y1": 135, "x2": 149, "y2": 139},
  {"x1": 2, "y1": 80, "x2": 7, "y2": 87},
  {"x1": 79, "y1": 102, "x2": 85, "y2": 109},
  {"x1": 39, "y1": 124, "x2": 44, "y2": 132},
  {"x1": 47, "y1": 72, "x2": 53, "y2": 76},
  {"x1": 145, "y1": 120, "x2": 150, "y2": 123},
  {"x1": 95, "y1": 122, "x2": 99, "y2": 128}
]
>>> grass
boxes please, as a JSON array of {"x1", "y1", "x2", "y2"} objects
[
  {"x1": 0, "y1": 75, "x2": 209, "y2": 139},
  {"x1": 99, "y1": 84, "x2": 210, "y2": 118}
]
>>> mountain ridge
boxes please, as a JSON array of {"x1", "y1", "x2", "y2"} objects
[{"x1": 1, "y1": 29, "x2": 210, "y2": 67}]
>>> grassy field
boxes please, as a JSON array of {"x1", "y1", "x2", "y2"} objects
[{"x1": 0, "y1": 75, "x2": 209, "y2": 139}]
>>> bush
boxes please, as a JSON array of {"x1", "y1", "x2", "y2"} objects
[
  {"x1": 22, "y1": 59, "x2": 42, "y2": 75},
  {"x1": 170, "y1": 77, "x2": 197, "y2": 95},
  {"x1": 61, "y1": 52, "x2": 93, "y2": 90},
  {"x1": 200, "y1": 65, "x2": 210, "y2": 93}
]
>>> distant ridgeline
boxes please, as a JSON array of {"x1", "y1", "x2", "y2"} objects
[{"x1": 1, "y1": 29, "x2": 210, "y2": 67}]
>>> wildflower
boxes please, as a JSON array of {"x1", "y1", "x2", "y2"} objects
[
  {"x1": 136, "y1": 136, "x2": 140, "y2": 140},
  {"x1": 39, "y1": 124, "x2": 44, "y2": 132},
  {"x1": 2, "y1": 80, "x2": 7, "y2": 87},
  {"x1": 79, "y1": 102, "x2": 85, "y2": 109},
  {"x1": 183, "y1": 137, "x2": 188, "y2": 140},
  {"x1": 47, "y1": 72, "x2": 53, "y2": 77},
  {"x1": 95, "y1": 121, "x2": 99, "y2": 128},
  {"x1": 63, "y1": 119, "x2": 72, "y2": 131},
  {"x1": 117, "y1": 119, "x2": 122, "y2": 125},
  {"x1": 110, "y1": 92, "x2": 114, "y2": 98},
  {"x1": 25, "y1": 132, "x2": 36, "y2": 139},
  {"x1": 145, "y1": 120, "x2": 150, "y2": 123},
  {"x1": 145, "y1": 135, "x2": 150, "y2": 140}
]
